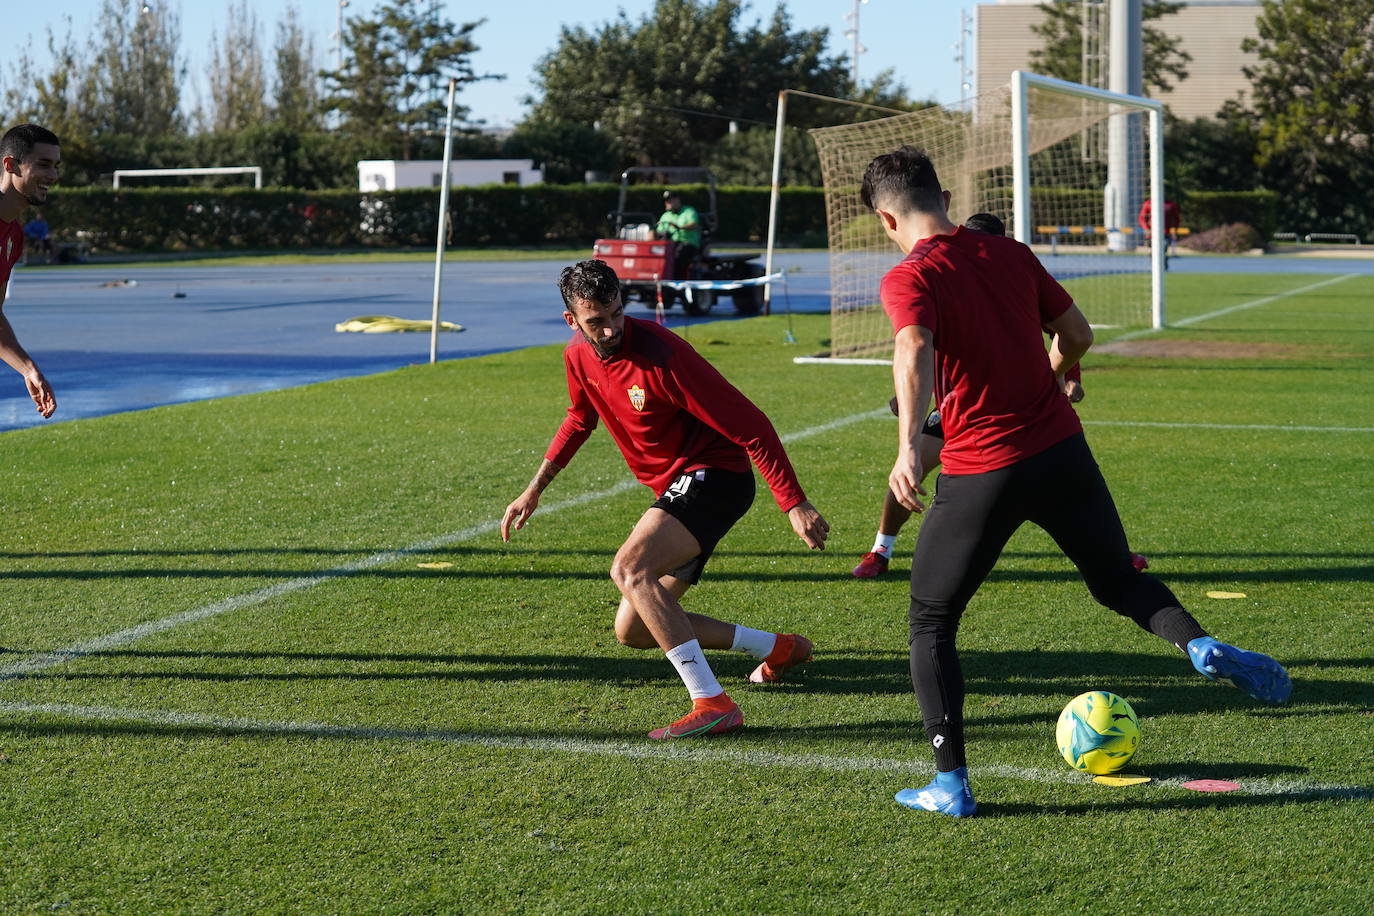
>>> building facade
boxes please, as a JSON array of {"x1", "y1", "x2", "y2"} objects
[{"x1": 976, "y1": 0, "x2": 1262, "y2": 120}]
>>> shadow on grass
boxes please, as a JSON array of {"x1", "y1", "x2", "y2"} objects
[
  {"x1": 6, "y1": 546, "x2": 1370, "y2": 562},
  {"x1": 3, "y1": 717, "x2": 1368, "y2": 813},
  {"x1": 3, "y1": 558, "x2": 1372, "y2": 586},
  {"x1": 9, "y1": 647, "x2": 1372, "y2": 718},
  {"x1": 977, "y1": 789, "x2": 1364, "y2": 819}
]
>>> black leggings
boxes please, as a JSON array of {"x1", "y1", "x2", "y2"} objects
[{"x1": 907, "y1": 432, "x2": 1205, "y2": 770}]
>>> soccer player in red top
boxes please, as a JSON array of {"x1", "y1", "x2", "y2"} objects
[
  {"x1": 502, "y1": 259, "x2": 829, "y2": 739},
  {"x1": 0, "y1": 124, "x2": 59, "y2": 419},
  {"x1": 861, "y1": 146, "x2": 1290, "y2": 817},
  {"x1": 849, "y1": 212, "x2": 1137, "y2": 580}
]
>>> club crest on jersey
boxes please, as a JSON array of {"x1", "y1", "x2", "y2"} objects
[{"x1": 627, "y1": 384, "x2": 646, "y2": 411}]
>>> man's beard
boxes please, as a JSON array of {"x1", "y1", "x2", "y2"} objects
[
  {"x1": 21, "y1": 187, "x2": 47, "y2": 206},
  {"x1": 583, "y1": 329, "x2": 622, "y2": 358}
]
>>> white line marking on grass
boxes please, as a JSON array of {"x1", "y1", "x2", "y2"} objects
[
  {"x1": 1083, "y1": 419, "x2": 1374, "y2": 434},
  {"x1": 0, "y1": 408, "x2": 887, "y2": 683},
  {"x1": 880, "y1": 414, "x2": 1374, "y2": 435},
  {"x1": 1113, "y1": 273, "x2": 1359, "y2": 342},
  {"x1": 2, "y1": 699, "x2": 1369, "y2": 802}
]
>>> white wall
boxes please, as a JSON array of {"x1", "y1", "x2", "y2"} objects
[{"x1": 357, "y1": 159, "x2": 542, "y2": 191}]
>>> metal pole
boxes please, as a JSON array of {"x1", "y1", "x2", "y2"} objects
[
  {"x1": 1148, "y1": 107, "x2": 1166, "y2": 328},
  {"x1": 851, "y1": 0, "x2": 861, "y2": 85},
  {"x1": 1011, "y1": 70, "x2": 1030, "y2": 245},
  {"x1": 430, "y1": 78, "x2": 457, "y2": 365},
  {"x1": 763, "y1": 90, "x2": 788, "y2": 317},
  {"x1": 1106, "y1": 0, "x2": 1142, "y2": 251},
  {"x1": 336, "y1": 0, "x2": 349, "y2": 72}
]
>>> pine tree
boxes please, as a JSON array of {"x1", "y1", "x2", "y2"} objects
[{"x1": 207, "y1": 0, "x2": 269, "y2": 133}]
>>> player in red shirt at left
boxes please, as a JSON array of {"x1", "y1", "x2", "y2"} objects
[
  {"x1": 502, "y1": 259, "x2": 829, "y2": 740},
  {"x1": 0, "y1": 124, "x2": 60, "y2": 419}
]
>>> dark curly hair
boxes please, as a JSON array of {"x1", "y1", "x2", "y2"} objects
[
  {"x1": 860, "y1": 145, "x2": 944, "y2": 215},
  {"x1": 0, "y1": 124, "x2": 60, "y2": 164},
  {"x1": 558, "y1": 259, "x2": 621, "y2": 309}
]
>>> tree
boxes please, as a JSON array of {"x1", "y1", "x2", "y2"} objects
[
  {"x1": 3, "y1": 20, "x2": 102, "y2": 174},
  {"x1": 1164, "y1": 108, "x2": 1261, "y2": 195},
  {"x1": 85, "y1": 0, "x2": 186, "y2": 137},
  {"x1": 1029, "y1": 1, "x2": 1191, "y2": 96},
  {"x1": 527, "y1": 0, "x2": 920, "y2": 168},
  {"x1": 503, "y1": 120, "x2": 616, "y2": 184},
  {"x1": 702, "y1": 128, "x2": 821, "y2": 186},
  {"x1": 273, "y1": 4, "x2": 322, "y2": 131},
  {"x1": 207, "y1": 0, "x2": 269, "y2": 133},
  {"x1": 1242, "y1": 0, "x2": 1374, "y2": 237},
  {"x1": 322, "y1": 0, "x2": 499, "y2": 159}
]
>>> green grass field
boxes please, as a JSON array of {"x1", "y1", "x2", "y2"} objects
[{"x1": 2, "y1": 272, "x2": 1371, "y2": 913}]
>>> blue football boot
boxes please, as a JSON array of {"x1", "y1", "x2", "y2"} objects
[
  {"x1": 1188, "y1": 636, "x2": 1292, "y2": 704},
  {"x1": 895, "y1": 767, "x2": 977, "y2": 818}
]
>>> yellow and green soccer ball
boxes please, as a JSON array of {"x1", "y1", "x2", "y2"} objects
[{"x1": 1056, "y1": 690, "x2": 1140, "y2": 774}]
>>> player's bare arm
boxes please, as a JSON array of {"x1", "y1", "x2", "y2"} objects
[
  {"x1": 787, "y1": 500, "x2": 829, "y2": 550},
  {"x1": 1045, "y1": 304, "x2": 1093, "y2": 385},
  {"x1": 0, "y1": 300, "x2": 55, "y2": 418},
  {"x1": 501, "y1": 457, "x2": 563, "y2": 541},
  {"x1": 890, "y1": 324, "x2": 934, "y2": 512}
]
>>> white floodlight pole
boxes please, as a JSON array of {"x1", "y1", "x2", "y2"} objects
[
  {"x1": 844, "y1": 0, "x2": 870, "y2": 86},
  {"x1": 335, "y1": 0, "x2": 349, "y2": 72},
  {"x1": 430, "y1": 78, "x2": 457, "y2": 365},
  {"x1": 763, "y1": 89, "x2": 788, "y2": 316},
  {"x1": 1106, "y1": 0, "x2": 1142, "y2": 252}
]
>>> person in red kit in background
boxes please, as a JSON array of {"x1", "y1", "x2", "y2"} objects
[
  {"x1": 0, "y1": 124, "x2": 60, "y2": 419},
  {"x1": 1138, "y1": 197, "x2": 1182, "y2": 253},
  {"x1": 502, "y1": 259, "x2": 829, "y2": 740}
]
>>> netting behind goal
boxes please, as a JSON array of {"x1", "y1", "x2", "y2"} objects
[{"x1": 811, "y1": 77, "x2": 1160, "y2": 360}]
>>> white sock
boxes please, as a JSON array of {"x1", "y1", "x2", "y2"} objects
[
  {"x1": 871, "y1": 533, "x2": 897, "y2": 555},
  {"x1": 730, "y1": 625, "x2": 778, "y2": 660},
  {"x1": 665, "y1": 639, "x2": 724, "y2": 700}
]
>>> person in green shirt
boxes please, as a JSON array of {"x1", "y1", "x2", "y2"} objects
[{"x1": 656, "y1": 191, "x2": 702, "y2": 279}]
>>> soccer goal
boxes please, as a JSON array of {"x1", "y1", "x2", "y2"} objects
[
  {"x1": 806, "y1": 70, "x2": 1166, "y2": 362},
  {"x1": 111, "y1": 166, "x2": 264, "y2": 189}
]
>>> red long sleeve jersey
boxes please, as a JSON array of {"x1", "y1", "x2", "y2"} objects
[
  {"x1": 1, "y1": 221, "x2": 23, "y2": 288},
  {"x1": 545, "y1": 316, "x2": 807, "y2": 512}
]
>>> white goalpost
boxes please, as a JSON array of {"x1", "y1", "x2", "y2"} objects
[
  {"x1": 112, "y1": 167, "x2": 263, "y2": 189},
  {"x1": 801, "y1": 70, "x2": 1166, "y2": 363}
]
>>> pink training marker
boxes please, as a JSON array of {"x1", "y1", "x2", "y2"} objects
[{"x1": 1182, "y1": 779, "x2": 1241, "y2": 793}]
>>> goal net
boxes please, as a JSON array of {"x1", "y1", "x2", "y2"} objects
[{"x1": 809, "y1": 71, "x2": 1165, "y2": 361}]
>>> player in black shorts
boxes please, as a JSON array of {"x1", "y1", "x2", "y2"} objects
[
  {"x1": 652, "y1": 468, "x2": 756, "y2": 584},
  {"x1": 502, "y1": 259, "x2": 829, "y2": 740}
]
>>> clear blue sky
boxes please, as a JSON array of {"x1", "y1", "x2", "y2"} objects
[{"x1": 3, "y1": 1, "x2": 982, "y2": 128}]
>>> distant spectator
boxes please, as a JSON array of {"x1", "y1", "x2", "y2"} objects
[
  {"x1": 23, "y1": 211, "x2": 52, "y2": 263},
  {"x1": 1138, "y1": 198, "x2": 1181, "y2": 252}
]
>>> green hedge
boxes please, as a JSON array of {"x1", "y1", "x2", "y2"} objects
[
  {"x1": 41, "y1": 184, "x2": 829, "y2": 253},
  {"x1": 1178, "y1": 191, "x2": 1279, "y2": 241},
  {"x1": 1025, "y1": 188, "x2": 1280, "y2": 242}
]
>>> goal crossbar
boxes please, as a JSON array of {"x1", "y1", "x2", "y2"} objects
[
  {"x1": 112, "y1": 167, "x2": 264, "y2": 189},
  {"x1": 806, "y1": 72, "x2": 1168, "y2": 362}
]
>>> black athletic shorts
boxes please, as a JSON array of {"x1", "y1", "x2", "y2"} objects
[
  {"x1": 651, "y1": 467, "x2": 756, "y2": 584},
  {"x1": 923, "y1": 410, "x2": 944, "y2": 440}
]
